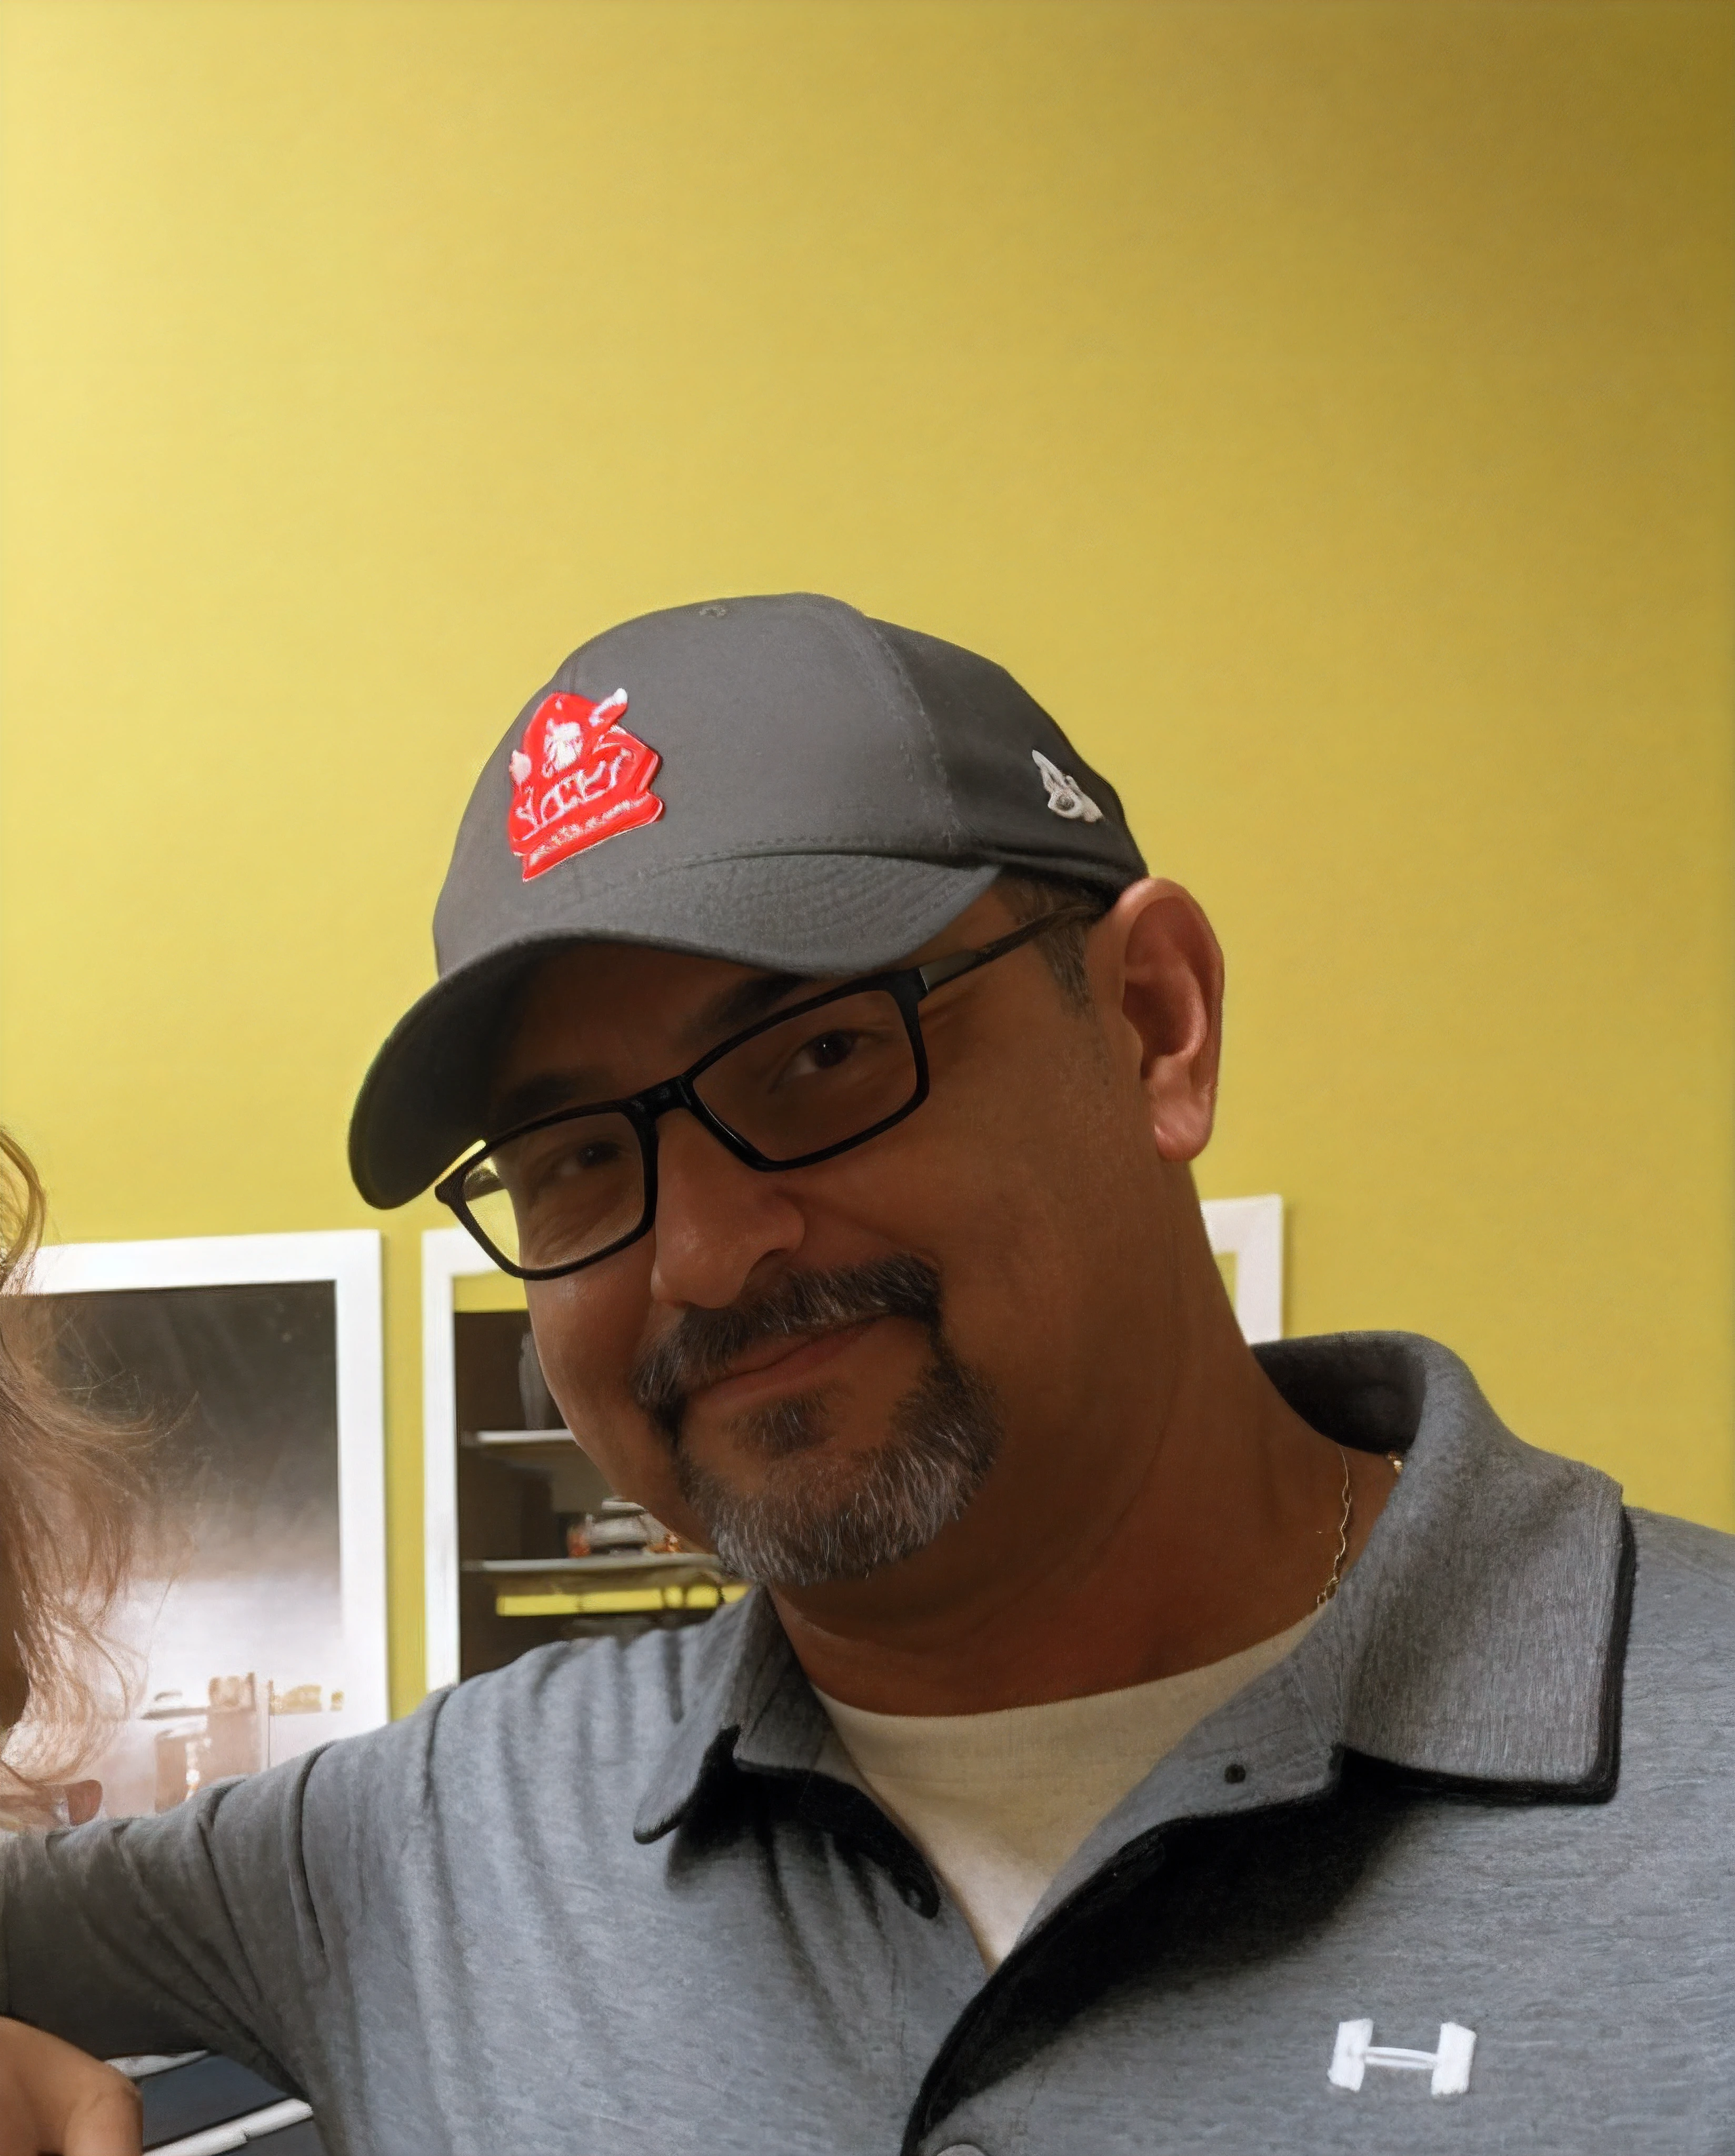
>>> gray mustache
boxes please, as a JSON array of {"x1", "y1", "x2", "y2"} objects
[{"x1": 630, "y1": 1255, "x2": 944, "y2": 1439}]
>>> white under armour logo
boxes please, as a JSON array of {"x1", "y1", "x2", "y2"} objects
[
  {"x1": 1032, "y1": 750, "x2": 1102, "y2": 823},
  {"x1": 1329, "y1": 2019, "x2": 1475, "y2": 2097}
]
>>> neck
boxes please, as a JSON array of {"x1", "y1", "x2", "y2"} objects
[{"x1": 771, "y1": 1228, "x2": 1395, "y2": 1717}]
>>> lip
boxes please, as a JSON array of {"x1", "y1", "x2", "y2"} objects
[{"x1": 687, "y1": 1320, "x2": 877, "y2": 1416}]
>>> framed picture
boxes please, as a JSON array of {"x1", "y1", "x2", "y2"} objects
[
  {"x1": 28, "y1": 1231, "x2": 387, "y2": 1818},
  {"x1": 420, "y1": 1196, "x2": 1283, "y2": 1696}
]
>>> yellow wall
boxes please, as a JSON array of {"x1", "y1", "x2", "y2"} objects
[{"x1": 2, "y1": 1, "x2": 1730, "y2": 1716}]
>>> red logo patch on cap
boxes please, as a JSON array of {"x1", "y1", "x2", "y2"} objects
[{"x1": 506, "y1": 686, "x2": 663, "y2": 881}]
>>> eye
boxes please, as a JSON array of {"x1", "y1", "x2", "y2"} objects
[
  {"x1": 797, "y1": 1029, "x2": 860, "y2": 1073},
  {"x1": 511, "y1": 1129, "x2": 630, "y2": 1207},
  {"x1": 543, "y1": 1134, "x2": 626, "y2": 1182}
]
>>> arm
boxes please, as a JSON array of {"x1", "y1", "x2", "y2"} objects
[
  {"x1": 0, "y1": 2024, "x2": 139, "y2": 2156},
  {"x1": 0, "y1": 1710, "x2": 429, "y2": 2099}
]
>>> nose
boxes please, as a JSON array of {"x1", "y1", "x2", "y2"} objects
[{"x1": 647, "y1": 1109, "x2": 806, "y2": 1309}]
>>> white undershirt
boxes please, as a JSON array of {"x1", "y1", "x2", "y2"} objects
[{"x1": 815, "y1": 1610, "x2": 1319, "y2": 1967}]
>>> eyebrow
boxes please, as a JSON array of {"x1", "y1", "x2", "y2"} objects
[
  {"x1": 676, "y1": 967, "x2": 822, "y2": 1052},
  {"x1": 486, "y1": 967, "x2": 825, "y2": 1138},
  {"x1": 487, "y1": 1067, "x2": 612, "y2": 1135}
]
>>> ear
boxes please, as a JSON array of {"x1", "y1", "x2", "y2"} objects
[{"x1": 1090, "y1": 878, "x2": 1224, "y2": 1161}]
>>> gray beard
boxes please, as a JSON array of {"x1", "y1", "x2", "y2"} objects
[
  {"x1": 673, "y1": 1338, "x2": 1002, "y2": 1588},
  {"x1": 630, "y1": 1255, "x2": 1003, "y2": 1589}
]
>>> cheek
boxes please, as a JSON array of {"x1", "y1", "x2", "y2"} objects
[
  {"x1": 865, "y1": 1034, "x2": 1113, "y2": 1238},
  {"x1": 526, "y1": 1259, "x2": 653, "y2": 1464},
  {"x1": 852, "y1": 1036, "x2": 1141, "y2": 1350}
]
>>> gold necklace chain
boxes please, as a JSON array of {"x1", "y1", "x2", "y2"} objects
[{"x1": 1317, "y1": 1446, "x2": 1404, "y2": 1608}]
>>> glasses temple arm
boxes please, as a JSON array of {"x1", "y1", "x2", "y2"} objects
[{"x1": 914, "y1": 905, "x2": 1098, "y2": 994}]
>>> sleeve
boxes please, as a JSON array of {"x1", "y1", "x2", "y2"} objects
[{"x1": 0, "y1": 1703, "x2": 437, "y2": 2095}]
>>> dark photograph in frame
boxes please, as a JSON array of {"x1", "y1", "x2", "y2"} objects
[{"x1": 44, "y1": 1276, "x2": 360, "y2": 1818}]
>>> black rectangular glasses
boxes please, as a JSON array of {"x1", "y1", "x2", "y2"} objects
[{"x1": 434, "y1": 906, "x2": 1092, "y2": 1281}]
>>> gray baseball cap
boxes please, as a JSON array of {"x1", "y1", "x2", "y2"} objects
[{"x1": 348, "y1": 593, "x2": 1146, "y2": 1207}]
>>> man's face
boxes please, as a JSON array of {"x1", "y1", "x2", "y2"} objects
[{"x1": 496, "y1": 888, "x2": 1190, "y2": 1599}]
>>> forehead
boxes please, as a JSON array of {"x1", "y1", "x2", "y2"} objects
[
  {"x1": 488, "y1": 887, "x2": 1020, "y2": 1124},
  {"x1": 490, "y1": 939, "x2": 846, "y2": 1131},
  {"x1": 524, "y1": 941, "x2": 802, "y2": 1054}
]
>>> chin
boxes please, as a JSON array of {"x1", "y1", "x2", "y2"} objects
[{"x1": 673, "y1": 1365, "x2": 1002, "y2": 1589}]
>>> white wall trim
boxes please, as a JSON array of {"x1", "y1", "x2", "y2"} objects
[
  {"x1": 29, "y1": 1230, "x2": 390, "y2": 1733},
  {"x1": 1202, "y1": 1193, "x2": 1285, "y2": 1345},
  {"x1": 421, "y1": 1226, "x2": 495, "y2": 1695}
]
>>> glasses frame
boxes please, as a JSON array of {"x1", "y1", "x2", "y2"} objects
[{"x1": 434, "y1": 904, "x2": 1095, "y2": 1281}]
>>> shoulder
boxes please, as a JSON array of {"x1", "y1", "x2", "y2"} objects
[
  {"x1": 405, "y1": 1601, "x2": 752, "y2": 1791},
  {"x1": 1618, "y1": 1509, "x2": 1735, "y2": 1777},
  {"x1": 244, "y1": 1602, "x2": 762, "y2": 1867},
  {"x1": 248, "y1": 1605, "x2": 746, "y2": 1837},
  {"x1": 1627, "y1": 1508, "x2": 1735, "y2": 1653}
]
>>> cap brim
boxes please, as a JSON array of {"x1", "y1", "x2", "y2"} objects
[{"x1": 348, "y1": 852, "x2": 1001, "y2": 1207}]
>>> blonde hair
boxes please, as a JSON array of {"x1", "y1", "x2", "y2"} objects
[{"x1": 0, "y1": 1129, "x2": 149, "y2": 1822}]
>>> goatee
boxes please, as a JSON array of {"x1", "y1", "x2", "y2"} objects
[{"x1": 629, "y1": 1255, "x2": 1002, "y2": 1588}]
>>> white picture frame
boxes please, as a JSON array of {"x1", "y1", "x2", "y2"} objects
[
  {"x1": 420, "y1": 1196, "x2": 1283, "y2": 1694},
  {"x1": 1202, "y1": 1192, "x2": 1285, "y2": 1346},
  {"x1": 29, "y1": 1231, "x2": 390, "y2": 1749},
  {"x1": 422, "y1": 1225, "x2": 491, "y2": 1695}
]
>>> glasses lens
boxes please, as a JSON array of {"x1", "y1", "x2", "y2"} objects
[
  {"x1": 693, "y1": 989, "x2": 919, "y2": 1163},
  {"x1": 461, "y1": 1109, "x2": 645, "y2": 1273}
]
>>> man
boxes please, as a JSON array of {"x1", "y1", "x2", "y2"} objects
[{"x1": 2, "y1": 593, "x2": 1731, "y2": 2155}]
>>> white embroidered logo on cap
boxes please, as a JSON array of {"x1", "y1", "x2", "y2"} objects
[
  {"x1": 1329, "y1": 2019, "x2": 1475, "y2": 2098},
  {"x1": 1032, "y1": 750, "x2": 1103, "y2": 823}
]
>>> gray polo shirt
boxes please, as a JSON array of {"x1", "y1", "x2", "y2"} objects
[{"x1": 3, "y1": 1332, "x2": 1732, "y2": 2153}]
